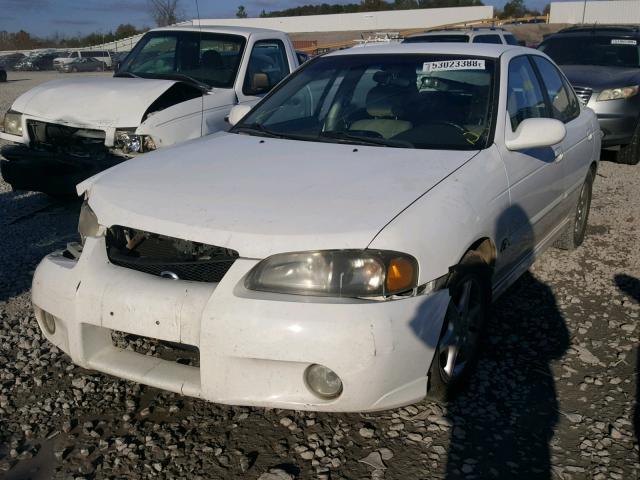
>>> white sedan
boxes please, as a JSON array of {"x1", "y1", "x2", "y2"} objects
[{"x1": 32, "y1": 44, "x2": 600, "y2": 412}]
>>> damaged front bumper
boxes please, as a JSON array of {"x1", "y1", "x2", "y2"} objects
[
  {"x1": 0, "y1": 143, "x2": 125, "y2": 196},
  {"x1": 0, "y1": 118, "x2": 154, "y2": 195},
  {"x1": 32, "y1": 237, "x2": 450, "y2": 412}
]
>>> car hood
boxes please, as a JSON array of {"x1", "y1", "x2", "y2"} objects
[
  {"x1": 82, "y1": 132, "x2": 478, "y2": 259},
  {"x1": 11, "y1": 77, "x2": 188, "y2": 128},
  {"x1": 560, "y1": 65, "x2": 640, "y2": 90}
]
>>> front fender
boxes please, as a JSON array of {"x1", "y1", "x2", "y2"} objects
[
  {"x1": 368, "y1": 147, "x2": 509, "y2": 285},
  {"x1": 136, "y1": 97, "x2": 204, "y2": 148}
]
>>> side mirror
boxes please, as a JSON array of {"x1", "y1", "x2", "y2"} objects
[
  {"x1": 505, "y1": 118, "x2": 566, "y2": 151},
  {"x1": 251, "y1": 73, "x2": 270, "y2": 93},
  {"x1": 227, "y1": 104, "x2": 252, "y2": 126}
]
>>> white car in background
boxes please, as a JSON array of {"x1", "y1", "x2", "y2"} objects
[
  {"x1": 53, "y1": 49, "x2": 114, "y2": 70},
  {"x1": 403, "y1": 27, "x2": 521, "y2": 46},
  {"x1": 32, "y1": 44, "x2": 599, "y2": 412}
]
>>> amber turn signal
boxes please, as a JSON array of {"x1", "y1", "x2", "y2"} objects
[{"x1": 386, "y1": 257, "x2": 416, "y2": 294}]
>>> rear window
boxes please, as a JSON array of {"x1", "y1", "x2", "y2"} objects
[
  {"x1": 473, "y1": 35, "x2": 503, "y2": 44},
  {"x1": 504, "y1": 34, "x2": 519, "y2": 46},
  {"x1": 404, "y1": 34, "x2": 470, "y2": 44},
  {"x1": 540, "y1": 35, "x2": 640, "y2": 68}
]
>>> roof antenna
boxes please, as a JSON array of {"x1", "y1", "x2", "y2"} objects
[{"x1": 195, "y1": 0, "x2": 204, "y2": 137}]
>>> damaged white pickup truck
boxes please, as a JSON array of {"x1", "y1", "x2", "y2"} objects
[{"x1": 0, "y1": 25, "x2": 300, "y2": 195}]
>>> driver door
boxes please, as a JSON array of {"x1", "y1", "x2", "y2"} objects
[{"x1": 498, "y1": 56, "x2": 566, "y2": 272}]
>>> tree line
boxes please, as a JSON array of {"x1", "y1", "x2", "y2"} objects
[
  {"x1": 0, "y1": 0, "x2": 546, "y2": 51},
  {"x1": 0, "y1": 24, "x2": 146, "y2": 51},
  {"x1": 251, "y1": 0, "x2": 545, "y2": 19}
]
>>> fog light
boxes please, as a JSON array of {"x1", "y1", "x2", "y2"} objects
[
  {"x1": 42, "y1": 311, "x2": 56, "y2": 335},
  {"x1": 305, "y1": 364, "x2": 342, "y2": 399}
]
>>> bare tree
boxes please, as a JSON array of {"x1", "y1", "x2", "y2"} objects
[{"x1": 148, "y1": 0, "x2": 182, "y2": 27}]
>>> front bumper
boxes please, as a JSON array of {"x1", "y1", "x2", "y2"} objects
[
  {"x1": 1, "y1": 144, "x2": 124, "y2": 196},
  {"x1": 586, "y1": 96, "x2": 640, "y2": 147},
  {"x1": 32, "y1": 237, "x2": 449, "y2": 412}
]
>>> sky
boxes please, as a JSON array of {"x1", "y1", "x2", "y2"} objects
[{"x1": 0, "y1": 0, "x2": 566, "y2": 38}]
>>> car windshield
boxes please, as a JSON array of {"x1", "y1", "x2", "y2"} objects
[
  {"x1": 118, "y1": 31, "x2": 246, "y2": 88},
  {"x1": 540, "y1": 36, "x2": 640, "y2": 68},
  {"x1": 234, "y1": 54, "x2": 496, "y2": 150},
  {"x1": 404, "y1": 35, "x2": 470, "y2": 43}
]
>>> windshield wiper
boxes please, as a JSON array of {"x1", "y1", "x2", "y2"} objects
[
  {"x1": 319, "y1": 131, "x2": 409, "y2": 148},
  {"x1": 165, "y1": 73, "x2": 210, "y2": 91},
  {"x1": 113, "y1": 71, "x2": 141, "y2": 79},
  {"x1": 234, "y1": 123, "x2": 286, "y2": 139}
]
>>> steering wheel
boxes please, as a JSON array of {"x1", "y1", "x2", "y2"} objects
[{"x1": 424, "y1": 121, "x2": 481, "y2": 145}]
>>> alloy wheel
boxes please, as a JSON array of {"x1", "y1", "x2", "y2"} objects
[
  {"x1": 573, "y1": 180, "x2": 590, "y2": 240},
  {"x1": 437, "y1": 277, "x2": 483, "y2": 382}
]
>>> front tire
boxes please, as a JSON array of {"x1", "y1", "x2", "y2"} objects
[
  {"x1": 616, "y1": 121, "x2": 640, "y2": 165},
  {"x1": 427, "y1": 251, "x2": 491, "y2": 402},
  {"x1": 554, "y1": 168, "x2": 594, "y2": 250}
]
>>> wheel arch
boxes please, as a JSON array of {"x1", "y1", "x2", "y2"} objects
[{"x1": 463, "y1": 237, "x2": 496, "y2": 268}]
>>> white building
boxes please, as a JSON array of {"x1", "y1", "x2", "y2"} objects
[{"x1": 550, "y1": 0, "x2": 640, "y2": 25}]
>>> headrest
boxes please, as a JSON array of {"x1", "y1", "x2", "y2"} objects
[
  {"x1": 202, "y1": 50, "x2": 222, "y2": 68},
  {"x1": 372, "y1": 69, "x2": 415, "y2": 88},
  {"x1": 366, "y1": 86, "x2": 403, "y2": 118}
]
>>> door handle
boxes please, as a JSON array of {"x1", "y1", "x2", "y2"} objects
[{"x1": 587, "y1": 130, "x2": 593, "y2": 141}]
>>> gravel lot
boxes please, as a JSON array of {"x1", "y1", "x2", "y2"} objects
[{"x1": 0, "y1": 71, "x2": 639, "y2": 480}]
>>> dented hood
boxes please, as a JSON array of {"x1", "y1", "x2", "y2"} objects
[
  {"x1": 83, "y1": 132, "x2": 477, "y2": 259},
  {"x1": 11, "y1": 77, "x2": 180, "y2": 128}
]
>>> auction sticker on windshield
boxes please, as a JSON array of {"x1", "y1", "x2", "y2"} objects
[
  {"x1": 422, "y1": 59, "x2": 485, "y2": 72},
  {"x1": 611, "y1": 39, "x2": 637, "y2": 45}
]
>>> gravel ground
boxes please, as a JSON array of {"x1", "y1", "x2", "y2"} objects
[{"x1": 0, "y1": 72, "x2": 639, "y2": 480}]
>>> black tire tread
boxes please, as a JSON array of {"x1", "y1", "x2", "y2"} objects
[
  {"x1": 554, "y1": 169, "x2": 594, "y2": 250},
  {"x1": 617, "y1": 122, "x2": 640, "y2": 165}
]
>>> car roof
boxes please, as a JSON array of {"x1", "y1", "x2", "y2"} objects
[
  {"x1": 326, "y1": 43, "x2": 522, "y2": 59},
  {"x1": 554, "y1": 24, "x2": 640, "y2": 35},
  {"x1": 409, "y1": 27, "x2": 510, "y2": 37},
  {"x1": 150, "y1": 25, "x2": 284, "y2": 36}
]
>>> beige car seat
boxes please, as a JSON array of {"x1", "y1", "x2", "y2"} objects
[{"x1": 350, "y1": 81, "x2": 413, "y2": 139}]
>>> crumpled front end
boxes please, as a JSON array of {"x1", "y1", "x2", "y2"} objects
[
  {"x1": 0, "y1": 77, "x2": 201, "y2": 195},
  {"x1": 0, "y1": 118, "x2": 152, "y2": 196},
  {"x1": 32, "y1": 228, "x2": 450, "y2": 412}
]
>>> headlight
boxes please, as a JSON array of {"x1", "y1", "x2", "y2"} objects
[
  {"x1": 245, "y1": 250, "x2": 418, "y2": 298},
  {"x1": 2, "y1": 111, "x2": 22, "y2": 136},
  {"x1": 596, "y1": 85, "x2": 639, "y2": 101},
  {"x1": 115, "y1": 130, "x2": 156, "y2": 154},
  {"x1": 78, "y1": 200, "x2": 100, "y2": 244}
]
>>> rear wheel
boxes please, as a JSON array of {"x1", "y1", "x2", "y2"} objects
[
  {"x1": 427, "y1": 251, "x2": 491, "y2": 402},
  {"x1": 554, "y1": 168, "x2": 594, "y2": 250},
  {"x1": 617, "y1": 121, "x2": 640, "y2": 165}
]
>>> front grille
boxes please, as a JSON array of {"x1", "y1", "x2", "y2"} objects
[
  {"x1": 106, "y1": 226, "x2": 238, "y2": 283},
  {"x1": 572, "y1": 86, "x2": 593, "y2": 105},
  {"x1": 26, "y1": 119, "x2": 106, "y2": 155}
]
